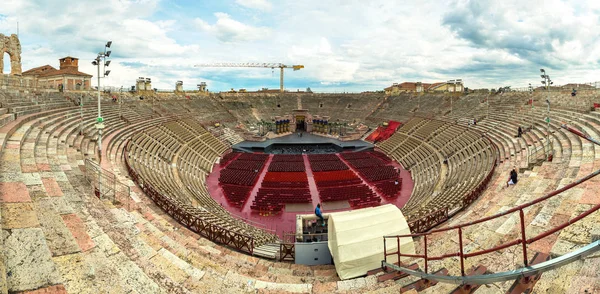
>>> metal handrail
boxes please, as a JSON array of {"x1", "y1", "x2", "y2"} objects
[
  {"x1": 123, "y1": 139, "x2": 259, "y2": 254},
  {"x1": 528, "y1": 140, "x2": 551, "y2": 163},
  {"x1": 383, "y1": 240, "x2": 600, "y2": 285},
  {"x1": 383, "y1": 125, "x2": 600, "y2": 281}
]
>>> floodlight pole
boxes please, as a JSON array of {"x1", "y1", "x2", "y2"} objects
[
  {"x1": 546, "y1": 86, "x2": 550, "y2": 151},
  {"x1": 119, "y1": 87, "x2": 123, "y2": 120},
  {"x1": 80, "y1": 94, "x2": 84, "y2": 135},
  {"x1": 96, "y1": 56, "x2": 102, "y2": 164},
  {"x1": 540, "y1": 69, "x2": 552, "y2": 159},
  {"x1": 94, "y1": 41, "x2": 111, "y2": 166},
  {"x1": 529, "y1": 83, "x2": 533, "y2": 131}
]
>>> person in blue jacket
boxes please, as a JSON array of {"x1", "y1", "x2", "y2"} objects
[{"x1": 315, "y1": 203, "x2": 325, "y2": 226}]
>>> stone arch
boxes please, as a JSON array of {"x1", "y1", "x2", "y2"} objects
[{"x1": 0, "y1": 33, "x2": 22, "y2": 75}]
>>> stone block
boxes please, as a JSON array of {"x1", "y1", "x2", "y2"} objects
[
  {"x1": 2, "y1": 228, "x2": 61, "y2": 292},
  {"x1": 312, "y1": 281, "x2": 337, "y2": 293},
  {"x1": 0, "y1": 203, "x2": 40, "y2": 229},
  {"x1": 19, "y1": 284, "x2": 68, "y2": 294},
  {"x1": 337, "y1": 278, "x2": 367, "y2": 292},
  {"x1": 254, "y1": 280, "x2": 312, "y2": 293},
  {"x1": 51, "y1": 253, "x2": 95, "y2": 294},
  {"x1": 0, "y1": 253, "x2": 7, "y2": 294},
  {"x1": 149, "y1": 253, "x2": 189, "y2": 284},
  {"x1": 0, "y1": 172, "x2": 23, "y2": 183},
  {"x1": 566, "y1": 276, "x2": 600, "y2": 294},
  {"x1": 158, "y1": 248, "x2": 205, "y2": 281},
  {"x1": 550, "y1": 239, "x2": 584, "y2": 258},
  {"x1": 36, "y1": 164, "x2": 51, "y2": 172},
  {"x1": 495, "y1": 213, "x2": 518, "y2": 235},
  {"x1": 112, "y1": 254, "x2": 161, "y2": 294},
  {"x1": 62, "y1": 214, "x2": 95, "y2": 252},
  {"x1": 47, "y1": 197, "x2": 74, "y2": 215},
  {"x1": 0, "y1": 182, "x2": 31, "y2": 203},
  {"x1": 592, "y1": 228, "x2": 600, "y2": 242},
  {"x1": 41, "y1": 178, "x2": 63, "y2": 197},
  {"x1": 21, "y1": 173, "x2": 42, "y2": 186},
  {"x1": 224, "y1": 269, "x2": 255, "y2": 290},
  {"x1": 35, "y1": 200, "x2": 80, "y2": 256},
  {"x1": 20, "y1": 164, "x2": 38, "y2": 173}
]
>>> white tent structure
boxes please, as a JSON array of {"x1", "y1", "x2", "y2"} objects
[{"x1": 327, "y1": 204, "x2": 415, "y2": 280}]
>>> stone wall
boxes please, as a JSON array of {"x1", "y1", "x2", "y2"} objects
[
  {"x1": 214, "y1": 92, "x2": 385, "y2": 124},
  {"x1": 0, "y1": 201, "x2": 6, "y2": 294},
  {"x1": 0, "y1": 34, "x2": 22, "y2": 75}
]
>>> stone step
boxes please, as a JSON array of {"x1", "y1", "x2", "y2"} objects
[{"x1": 1, "y1": 107, "x2": 168, "y2": 292}]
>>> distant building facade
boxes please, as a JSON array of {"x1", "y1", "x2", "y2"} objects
[
  {"x1": 22, "y1": 56, "x2": 92, "y2": 90},
  {"x1": 385, "y1": 80, "x2": 464, "y2": 95}
]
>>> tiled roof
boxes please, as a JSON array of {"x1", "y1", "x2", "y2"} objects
[
  {"x1": 22, "y1": 65, "x2": 57, "y2": 76},
  {"x1": 38, "y1": 67, "x2": 92, "y2": 78},
  {"x1": 399, "y1": 82, "x2": 417, "y2": 91}
]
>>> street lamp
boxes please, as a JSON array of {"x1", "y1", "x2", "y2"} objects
[
  {"x1": 92, "y1": 40, "x2": 112, "y2": 164},
  {"x1": 540, "y1": 69, "x2": 553, "y2": 160},
  {"x1": 79, "y1": 93, "x2": 84, "y2": 135},
  {"x1": 528, "y1": 83, "x2": 534, "y2": 131},
  {"x1": 119, "y1": 86, "x2": 123, "y2": 120}
]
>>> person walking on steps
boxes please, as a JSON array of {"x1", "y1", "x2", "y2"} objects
[{"x1": 315, "y1": 203, "x2": 325, "y2": 226}]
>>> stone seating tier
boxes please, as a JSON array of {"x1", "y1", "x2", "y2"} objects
[{"x1": 2, "y1": 89, "x2": 600, "y2": 293}]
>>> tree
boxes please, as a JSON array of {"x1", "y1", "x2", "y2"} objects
[{"x1": 306, "y1": 87, "x2": 313, "y2": 93}]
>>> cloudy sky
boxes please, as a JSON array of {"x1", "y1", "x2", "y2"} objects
[{"x1": 1, "y1": 0, "x2": 600, "y2": 92}]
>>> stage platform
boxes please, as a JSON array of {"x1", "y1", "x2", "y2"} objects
[{"x1": 232, "y1": 133, "x2": 374, "y2": 153}]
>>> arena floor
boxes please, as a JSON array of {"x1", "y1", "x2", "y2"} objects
[{"x1": 206, "y1": 153, "x2": 414, "y2": 237}]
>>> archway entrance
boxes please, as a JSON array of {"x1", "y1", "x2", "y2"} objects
[
  {"x1": 2, "y1": 52, "x2": 10, "y2": 74},
  {"x1": 0, "y1": 33, "x2": 23, "y2": 75},
  {"x1": 296, "y1": 115, "x2": 305, "y2": 131}
]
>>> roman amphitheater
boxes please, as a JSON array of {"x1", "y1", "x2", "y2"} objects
[{"x1": 1, "y1": 43, "x2": 600, "y2": 294}]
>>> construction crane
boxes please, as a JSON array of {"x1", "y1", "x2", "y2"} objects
[{"x1": 194, "y1": 63, "x2": 304, "y2": 92}]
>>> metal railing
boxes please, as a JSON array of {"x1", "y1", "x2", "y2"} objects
[
  {"x1": 528, "y1": 140, "x2": 552, "y2": 164},
  {"x1": 123, "y1": 140, "x2": 256, "y2": 254},
  {"x1": 383, "y1": 126, "x2": 600, "y2": 283},
  {"x1": 84, "y1": 159, "x2": 131, "y2": 210},
  {"x1": 384, "y1": 240, "x2": 600, "y2": 285},
  {"x1": 384, "y1": 168, "x2": 600, "y2": 279},
  {"x1": 228, "y1": 209, "x2": 277, "y2": 234}
]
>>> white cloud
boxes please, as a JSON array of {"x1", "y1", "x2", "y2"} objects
[
  {"x1": 235, "y1": 0, "x2": 272, "y2": 12},
  {"x1": 194, "y1": 13, "x2": 271, "y2": 43},
  {"x1": 2, "y1": 0, "x2": 600, "y2": 92},
  {"x1": 0, "y1": 0, "x2": 202, "y2": 89}
]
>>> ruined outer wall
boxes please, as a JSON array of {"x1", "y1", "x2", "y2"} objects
[
  {"x1": 0, "y1": 34, "x2": 22, "y2": 75},
  {"x1": 0, "y1": 190, "x2": 5, "y2": 294}
]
